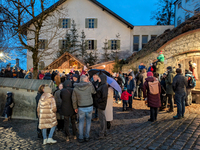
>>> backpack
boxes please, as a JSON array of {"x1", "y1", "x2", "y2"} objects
[
  {"x1": 185, "y1": 74, "x2": 196, "y2": 88},
  {"x1": 148, "y1": 80, "x2": 159, "y2": 95}
]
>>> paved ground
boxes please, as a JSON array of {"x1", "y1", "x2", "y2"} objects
[{"x1": 1, "y1": 99, "x2": 200, "y2": 150}]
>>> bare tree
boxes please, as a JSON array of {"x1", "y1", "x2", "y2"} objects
[{"x1": 1, "y1": 0, "x2": 67, "y2": 78}]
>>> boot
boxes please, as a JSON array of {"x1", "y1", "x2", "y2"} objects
[
  {"x1": 3, "y1": 118, "x2": 9, "y2": 122},
  {"x1": 47, "y1": 138, "x2": 57, "y2": 144}
]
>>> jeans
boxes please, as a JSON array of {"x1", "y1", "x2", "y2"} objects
[
  {"x1": 78, "y1": 106, "x2": 93, "y2": 139},
  {"x1": 123, "y1": 100, "x2": 128, "y2": 110},
  {"x1": 114, "y1": 90, "x2": 121, "y2": 102},
  {"x1": 98, "y1": 109, "x2": 107, "y2": 137},
  {"x1": 166, "y1": 94, "x2": 174, "y2": 110},
  {"x1": 42, "y1": 126, "x2": 56, "y2": 139},
  {"x1": 64, "y1": 114, "x2": 77, "y2": 136},
  {"x1": 175, "y1": 93, "x2": 186, "y2": 117},
  {"x1": 150, "y1": 107, "x2": 158, "y2": 121},
  {"x1": 136, "y1": 86, "x2": 139, "y2": 97},
  {"x1": 127, "y1": 90, "x2": 133, "y2": 108},
  {"x1": 5, "y1": 114, "x2": 7, "y2": 118}
]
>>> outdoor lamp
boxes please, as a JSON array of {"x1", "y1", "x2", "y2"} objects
[{"x1": 0, "y1": 51, "x2": 4, "y2": 57}]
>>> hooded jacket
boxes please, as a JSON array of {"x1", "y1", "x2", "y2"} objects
[
  {"x1": 96, "y1": 75, "x2": 108, "y2": 110},
  {"x1": 72, "y1": 81, "x2": 96, "y2": 110},
  {"x1": 37, "y1": 93, "x2": 57, "y2": 129},
  {"x1": 165, "y1": 70, "x2": 175, "y2": 95},
  {"x1": 143, "y1": 77, "x2": 161, "y2": 108},
  {"x1": 60, "y1": 80, "x2": 76, "y2": 116},
  {"x1": 172, "y1": 73, "x2": 187, "y2": 94},
  {"x1": 43, "y1": 73, "x2": 52, "y2": 80}
]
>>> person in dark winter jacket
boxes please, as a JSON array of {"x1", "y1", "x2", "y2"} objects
[
  {"x1": 60, "y1": 80, "x2": 77, "y2": 141},
  {"x1": 51, "y1": 71, "x2": 57, "y2": 81},
  {"x1": 139, "y1": 69, "x2": 147, "y2": 100},
  {"x1": 18, "y1": 69, "x2": 25, "y2": 78},
  {"x1": 43, "y1": 70, "x2": 52, "y2": 80},
  {"x1": 121, "y1": 87, "x2": 132, "y2": 111},
  {"x1": 143, "y1": 72, "x2": 161, "y2": 122},
  {"x1": 35, "y1": 84, "x2": 45, "y2": 138},
  {"x1": 2, "y1": 92, "x2": 14, "y2": 122},
  {"x1": 0, "y1": 68, "x2": 5, "y2": 77},
  {"x1": 172, "y1": 69, "x2": 188, "y2": 119},
  {"x1": 96, "y1": 74, "x2": 108, "y2": 139},
  {"x1": 5, "y1": 67, "x2": 13, "y2": 78},
  {"x1": 54, "y1": 83, "x2": 64, "y2": 131},
  {"x1": 72, "y1": 74, "x2": 79, "y2": 88},
  {"x1": 160, "y1": 73, "x2": 167, "y2": 111},
  {"x1": 125, "y1": 74, "x2": 136, "y2": 110},
  {"x1": 92, "y1": 74, "x2": 100, "y2": 121},
  {"x1": 165, "y1": 66, "x2": 175, "y2": 112},
  {"x1": 12, "y1": 69, "x2": 18, "y2": 78},
  {"x1": 135, "y1": 70, "x2": 142, "y2": 98}
]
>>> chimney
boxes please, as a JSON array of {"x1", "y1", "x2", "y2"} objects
[{"x1": 16, "y1": 58, "x2": 19, "y2": 68}]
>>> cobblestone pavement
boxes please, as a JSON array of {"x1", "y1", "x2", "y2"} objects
[{"x1": 1, "y1": 99, "x2": 200, "y2": 150}]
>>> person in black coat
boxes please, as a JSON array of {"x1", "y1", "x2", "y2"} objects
[
  {"x1": 2, "y1": 92, "x2": 13, "y2": 122},
  {"x1": 96, "y1": 74, "x2": 108, "y2": 139},
  {"x1": 5, "y1": 67, "x2": 13, "y2": 78},
  {"x1": 35, "y1": 84, "x2": 45, "y2": 138},
  {"x1": 71, "y1": 74, "x2": 79, "y2": 88},
  {"x1": 43, "y1": 70, "x2": 52, "y2": 80},
  {"x1": 18, "y1": 69, "x2": 25, "y2": 78},
  {"x1": 160, "y1": 73, "x2": 167, "y2": 111},
  {"x1": 60, "y1": 80, "x2": 77, "y2": 141},
  {"x1": 0, "y1": 68, "x2": 5, "y2": 77}
]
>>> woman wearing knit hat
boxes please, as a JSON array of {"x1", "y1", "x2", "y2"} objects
[
  {"x1": 143, "y1": 72, "x2": 161, "y2": 122},
  {"x1": 37, "y1": 85, "x2": 58, "y2": 145}
]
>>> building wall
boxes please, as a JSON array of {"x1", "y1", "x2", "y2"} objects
[
  {"x1": 122, "y1": 29, "x2": 200, "y2": 73},
  {"x1": 175, "y1": 0, "x2": 200, "y2": 27},
  {"x1": 133, "y1": 25, "x2": 174, "y2": 51}
]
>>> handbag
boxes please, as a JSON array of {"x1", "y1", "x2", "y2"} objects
[{"x1": 9, "y1": 103, "x2": 15, "y2": 108}]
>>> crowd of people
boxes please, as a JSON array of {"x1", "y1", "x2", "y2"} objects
[{"x1": 1, "y1": 51, "x2": 198, "y2": 145}]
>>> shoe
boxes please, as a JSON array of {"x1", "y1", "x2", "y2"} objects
[
  {"x1": 78, "y1": 139, "x2": 84, "y2": 143},
  {"x1": 173, "y1": 115, "x2": 182, "y2": 119},
  {"x1": 66, "y1": 136, "x2": 69, "y2": 142},
  {"x1": 148, "y1": 119, "x2": 153, "y2": 122},
  {"x1": 47, "y1": 138, "x2": 57, "y2": 144},
  {"x1": 43, "y1": 139, "x2": 47, "y2": 145},
  {"x1": 85, "y1": 137, "x2": 89, "y2": 142},
  {"x1": 73, "y1": 136, "x2": 77, "y2": 140},
  {"x1": 3, "y1": 118, "x2": 9, "y2": 122},
  {"x1": 92, "y1": 118, "x2": 99, "y2": 121},
  {"x1": 182, "y1": 115, "x2": 184, "y2": 118}
]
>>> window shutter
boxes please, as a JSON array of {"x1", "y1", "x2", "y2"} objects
[
  {"x1": 85, "y1": 18, "x2": 88, "y2": 28},
  {"x1": 68, "y1": 19, "x2": 71, "y2": 28},
  {"x1": 117, "y1": 40, "x2": 120, "y2": 50},
  {"x1": 59, "y1": 19, "x2": 63, "y2": 28},
  {"x1": 94, "y1": 40, "x2": 97, "y2": 50},
  {"x1": 45, "y1": 40, "x2": 48, "y2": 49},
  {"x1": 59, "y1": 40, "x2": 62, "y2": 49},
  {"x1": 85, "y1": 40, "x2": 89, "y2": 50},
  {"x1": 108, "y1": 40, "x2": 111, "y2": 49},
  {"x1": 94, "y1": 19, "x2": 98, "y2": 28}
]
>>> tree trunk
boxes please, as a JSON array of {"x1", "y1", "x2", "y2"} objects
[{"x1": 32, "y1": 51, "x2": 39, "y2": 79}]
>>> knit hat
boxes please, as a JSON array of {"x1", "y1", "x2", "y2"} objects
[
  {"x1": 159, "y1": 51, "x2": 163, "y2": 54},
  {"x1": 73, "y1": 74, "x2": 79, "y2": 78},
  {"x1": 124, "y1": 87, "x2": 127, "y2": 91},
  {"x1": 44, "y1": 86, "x2": 52, "y2": 93},
  {"x1": 128, "y1": 73, "x2": 132, "y2": 77},
  {"x1": 147, "y1": 72, "x2": 153, "y2": 77}
]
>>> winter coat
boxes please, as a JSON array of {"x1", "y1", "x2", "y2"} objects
[
  {"x1": 139, "y1": 73, "x2": 147, "y2": 89},
  {"x1": 105, "y1": 87, "x2": 114, "y2": 121},
  {"x1": 35, "y1": 92, "x2": 43, "y2": 118},
  {"x1": 148, "y1": 66, "x2": 154, "y2": 72},
  {"x1": 54, "y1": 75, "x2": 61, "y2": 86},
  {"x1": 121, "y1": 91, "x2": 132, "y2": 101},
  {"x1": 126, "y1": 79, "x2": 136, "y2": 92},
  {"x1": 37, "y1": 93, "x2": 57, "y2": 129},
  {"x1": 72, "y1": 80, "x2": 79, "y2": 88},
  {"x1": 190, "y1": 66, "x2": 198, "y2": 80},
  {"x1": 72, "y1": 81, "x2": 96, "y2": 110},
  {"x1": 43, "y1": 73, "x2": 52, "y2": 80},
  {"x1": 39, "y1": 74, "x2": 45, "y2": 80},
  {"x1": 51, "y1": 71, "x2": 57, "y2": 81},
  {"x1": 157, "y1": 54, "x2": 165, "y2": 62},
  {"x1": 172, "y1": 73, "x2": 187, "y2": 94},
  {"x1": 96, "y1": 75, "x2": 108, "y2": 110},
  {"x1": 2, "y1": 92, "x2": 13, "y2": 117},
  {"x1": 24, "y1": 72, "x2": 33, "y2": 79},
  {"x1": 61, "y1": 80, "x2": 76, "y2": 117},
  {"x1": 160, "y1": 78, "x2": 166, "y2": 95},
  {"x1": 116, "y1": 76, "x2": 123, "y2": 88},
  {"x1": 60, "y1": 76, "x2": 66, "y2": 83},
  {"x1": 5, "y1": 70, "x2": 13, "y2": 78},
  {"x1": 18, "y1": 72, "x2": 25, "y2": 78},
  {"x1": 92, "y1": 80, "x2": 99, "y2": 108},
  {"x1": 12, "y1": 71, "x2": 18, "y2": 78},
  {"x1": 143, "y1": 77, "x2": 161, "y2": 108},
  {"x1": 135, "y1": 72, "x2": 141, "y2": 86},
  {"x1": 156, "y1": 61, "x2": 165, "y2": 74},
  {"x1": 54, "y1": 90, "x2": 62, "y2": 117},
  {"x1": 0, "y1": 70, "x2": 5, "y2": 77},
  {"x1": 165, "y1": 70, "x2": 175, "y2": 95}
]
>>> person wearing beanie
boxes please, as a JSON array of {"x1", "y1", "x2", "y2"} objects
[
  {"x1": 121, "y1": 87, "x2": 132, "y2": 111},
  {"x1": 143, "y1": 72, "x2": 161, "y2": 122},
  {"x1": 165, "y1": 66, "x2": 176, "y2": 112},
  {"x1": 37, "y1": 86, "x2": 58, "y2": 145},
  {"x1": 72, "y1": 74, "x2": 79, "y2": 88}
]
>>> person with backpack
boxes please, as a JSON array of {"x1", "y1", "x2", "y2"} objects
[
  {"x1": 143, "y1": 72, "x2": 161, "y2": 122},
  {"x1": 185, "y1": 70, "x2": 196, "y2": 106},
  {"x1": 165, "y1": 66, "x2": 176, "y2": 112},
  {"x1": 172, "y1": 69, "x2": 188, "y2": 119}
]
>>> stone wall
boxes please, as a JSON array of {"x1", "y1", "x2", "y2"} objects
[
  {"x1": 122, "y1": 29, "x2": 200, "y2": 73},
  {"x1": 0, "y1": 78, "x2": 54, "y2": 120}
]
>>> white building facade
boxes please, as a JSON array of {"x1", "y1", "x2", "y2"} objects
[
  {"x1": 174, "y1": 0, "x2": 200, "y2": 27},
  {"x1": 26, "y1": 0, "x2": 174, "y2": 70}
]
